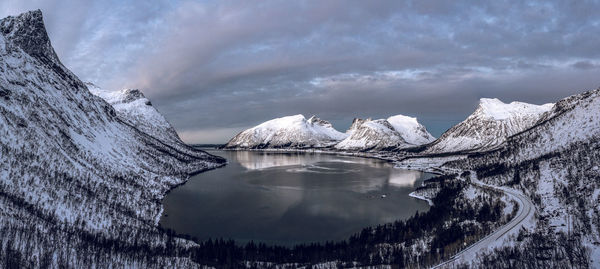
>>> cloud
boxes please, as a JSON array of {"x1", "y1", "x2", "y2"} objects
[
  {"x1": 571, "y1": 61, "x2": 599, "y2": 70},
  {"x1": 1, "y1": 1, "x2": 599, "y2": 143},
  {"x1": 178, "y1": 127, "x2": 247, "y2": 144}
]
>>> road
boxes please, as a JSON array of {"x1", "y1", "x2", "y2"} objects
[{"x1": 431, "y1": 172, "x2": 535, "y2": 268}]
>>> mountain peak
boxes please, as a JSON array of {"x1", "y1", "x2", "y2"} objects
[
  {"x1": 335, "y1": 118, "x2": 408, "y2": 151},
  {"x1": 347, "y1": 118, "x2": 368, "y2": 134},
  {"x1": 0, "y1": 10, "x2": 59, "y2": 64},
  {"x1": 307, "y1": 115, "x2": 333, "y2": 127},
  {"x1": 121, "y1": 89, "x2": 146, "y2": 103},
  {"x1": 476, "y1": 98, "x2": 552, "y2": 120},
  {"x1": 0, "y1": 10, "x2": 84, "y2": 89},
  {"x1": 387, "y1": 115, "x2": 435, "y2": 145},
  {"x1": 425, "y1": 98, "x2": 553, "y2": 153},
  {"x1": 225, "y1": 114, "x2": 347, "y2": 149}
]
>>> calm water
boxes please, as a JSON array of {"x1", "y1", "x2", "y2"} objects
[{"x1": 160, "y1": 150, "x2": 433, "y2": 246}]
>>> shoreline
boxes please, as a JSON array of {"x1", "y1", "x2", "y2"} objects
[
  {"x1": 160, "y1": 147, "x2": 440, "y2": 247},
  {"x1": 217, "y1": 146, "x2": 403, "y2": 164}
]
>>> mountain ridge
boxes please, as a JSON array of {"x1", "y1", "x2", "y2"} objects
[
  {"x1": 224, "y1": 114, "x2": 347, "y2": 149},
  {"x1": 0, "y1": 10, "x2": 224, "y2": 267},
  {"x1": 422, "y1": 98, "x2": 553, "y2": 154},
  {"x1": 87, "y1": 83, "x2": 186, "y2": 146},
  {"x1": 436, "y1": 87, "x2": 600, "y2": 267}
]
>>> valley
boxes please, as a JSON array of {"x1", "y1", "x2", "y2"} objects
[{"x1": 0, "y1": 8, "x2": 598, "y2": 269}]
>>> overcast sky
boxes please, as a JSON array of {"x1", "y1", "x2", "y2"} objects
[{"x1": 1, "y1": 1, "x2": 599, "y2": 143}]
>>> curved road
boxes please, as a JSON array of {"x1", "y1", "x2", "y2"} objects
[{"x1": 431, "y1": 172, "x2": 535, "y2": 268}]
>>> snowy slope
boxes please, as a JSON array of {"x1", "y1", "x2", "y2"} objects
[
  {"x1": 335, "y1": 118, "x2": 408, "y2": 151},
  {"x1": 87, "y1": 83, "x2": 183, "y2": 146},
  {"x1": 224, "y1": 114, "x2": 347, "y2": 149},
  {"x1": 443, "y1": 89, "x2": 600, "y2": 268},
  {"x1": 335, "y1": 115, "x2": 433, "y2": 151},
  {"x1": 500, "y1": 89, "x2": 600, "y2": 161},
  {"x1": 345, "y1": 118, "x2": 369, "y2": 135},
  {"x1": 425, "y1": 98, "x2": 552, "y2": 153},
  {"x1": 387, "y1": 115, "x2": 435, "y2": 145},
  {"x1": 0, "y1": 10, "x2": 224, "y2": 267}
]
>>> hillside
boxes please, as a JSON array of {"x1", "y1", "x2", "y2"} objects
[
  {"x1": 422, "y1": 89, "x2": 600, "y2": 267},
  {"x1": 0, "y1": 10, "x2": 224, "y2": 267},
  {"x1": 424, "y1": 98, "x2": 552, "y2": 153},
  {"x1": 224, "y1": 114, "x2": 347, "y2": 149}
]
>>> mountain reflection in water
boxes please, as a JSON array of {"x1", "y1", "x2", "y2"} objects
[{"x1": 160, "y1": 149, "x2": 434, "y2": 246}]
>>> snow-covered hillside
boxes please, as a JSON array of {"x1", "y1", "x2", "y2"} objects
[
  {"x1": 335, "y1": 118, "x2": 408, "y2": 151},
  {"x1": 0, "y1": 10, "x2": 224, "y2": 267},
  {"x1": 387, "y1": 115, "x2": 435, "y2": 145},
  {"x1": 335, "y1": 115, "x2": 434, "y2": 151},
  {"x1": 87, "y1": 83, "x2": 183, "y2": 146},
  {"x1": 224, "y1": 114, "x2": 347, "y2": 149},
  {"x1": 425, "y1": 98, "x2": 552, "y2": 153},
  {"x1": 430, "y1": 89, "x2": 600, "y2": 268}
]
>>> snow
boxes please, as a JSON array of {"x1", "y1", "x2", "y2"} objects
[
  {"x1": 506, "y1": 88, "x2": 600, "y2": 160},
  {"x1": 225, "y1": 114, "x2": 347, "y2": 148},
  {"x1": 425, "y1": 98, "x2": 553, "y2": 153},
  {"x1": 252, "y1": 114, "x2": 346, "y2": 141},
  {"x1": 335, "y1": 115, "x2": 433, "y2": 151},
  {"x1": 409, "y1": 192, "x2": 434, "y2": 206},
  {"x1": 386, "y1": 115, "x2": 435, "y2": 145},
  {"x1": 478, "y1": 98, "x2": 553, "y2": 120},
  {"x1": 88, "y1": 84, "x2": 183, "y2": 145},
  {"x1": 335, "y1": 119, "x2": 406, "y2": 150},
  {"x1": 226, "y1": 113, "x2": 433, "y2": 151}
]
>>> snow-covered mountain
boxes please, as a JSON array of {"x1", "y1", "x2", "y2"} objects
[
  {"x1": 387, "y1": 115, "x2": 436, "y2": 145},
  {"x1": 87, "y1": 83, "x2": 183, "y2": 146},
  {"x1": 0, "y1": 10, "x2": 224, "y2": 267},
  {"x1": 424, "y1": 98, "x2": 553, "y2": 153},
  {"x1": 335, "y1": 115, "x2": 434, "y2": 151},
  {"x1": 440, "y1": 88, "x2": 600, "y2": 268},
  {"x1": 335, "y1": 118, "x2": 408, "y2": 151},
  {"x1": 224, "y1": 114, "x2": 347, "y2": 149},
  {"x1": 345, "y1": 118, "x2": 369, "y2": 135}
]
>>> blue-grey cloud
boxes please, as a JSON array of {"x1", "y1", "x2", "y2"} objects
[{"x1": 2, "y1": 1, "x2": 599, "y2": 143}]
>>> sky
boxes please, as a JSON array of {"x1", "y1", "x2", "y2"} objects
[{"x1": 1, "y1": 1, "x2": 599, "y2": 143}]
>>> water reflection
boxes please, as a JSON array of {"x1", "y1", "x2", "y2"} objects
[
  {"x1": 388, "y1": 169, "x2": 421, "y2": 187},
  {"x1": 160, "y1": 150, "x2": 433, "y2": 246},
  {"x1": 234, "y1": 151, "x2": 391, "y2": 171},
  {"x1": 234, "y1": 151, "x2": 317, "y2": 170}
]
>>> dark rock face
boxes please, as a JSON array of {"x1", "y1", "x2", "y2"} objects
[
  {"x1": 349, "y1": 118, "x2": 368, "y2": 130},
  {"x1": 0, "y1": 87, "x2": 10, "y2": 99},
  {"x1": 0, "y1": 10, "x2": 85, "y2": 90},
  {"x1": 121, "y1": 89, "x2": 146, "y2": 103},
  {"x1": 307, "y1": 115, "x2": 333, "y2": 127},
  {"x1": 0, "y1": 10, "x2": 58, "y2": 64}
]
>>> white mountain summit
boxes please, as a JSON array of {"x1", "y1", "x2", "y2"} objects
[
  {"x1": 224, "y1": 114, "x2": 348, "y2": 149},
  {"x1": 425, "y1": 98, "x2": 553, "y2": 153},
  {"x1": 335, "y1": 115, "x2": 435, "y2": 151},
  {"x1": 386, "y1": 115, "x2": 436, "y2": 145},
  {"x1": 87, "y1": 83, "x2": 184, "y2": 146}
]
